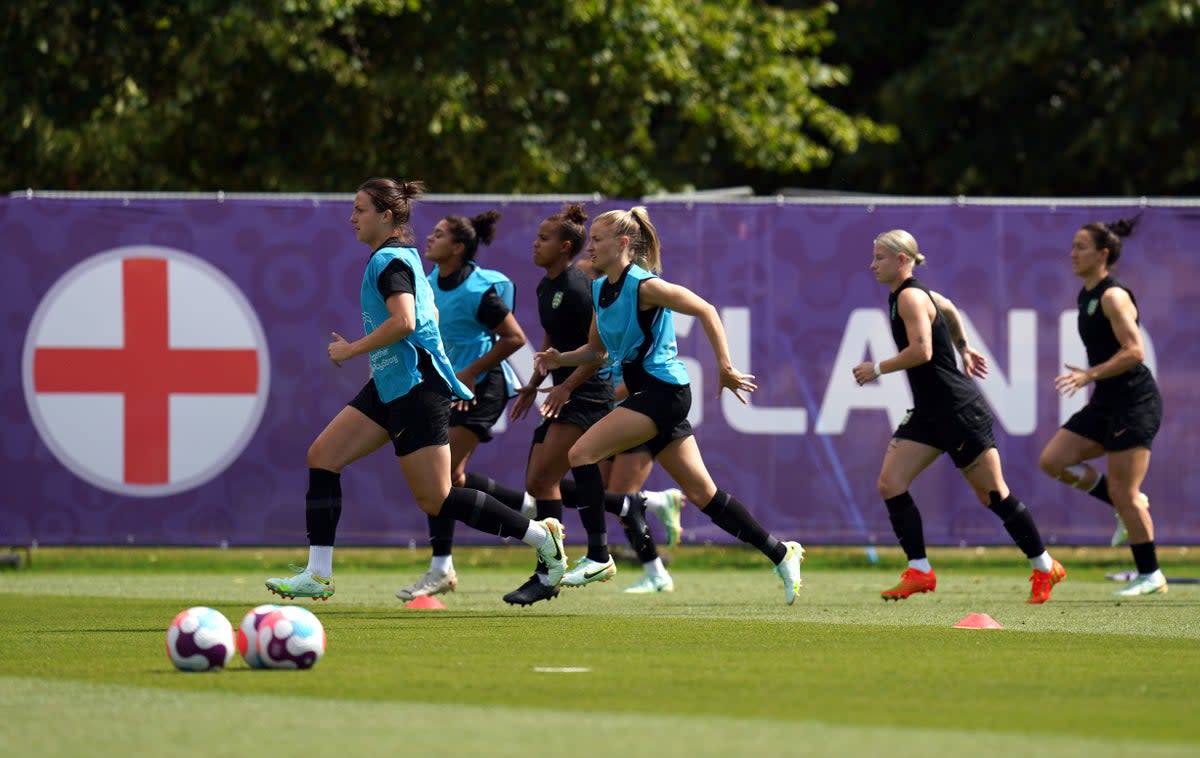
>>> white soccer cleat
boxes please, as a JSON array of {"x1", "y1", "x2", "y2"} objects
[
  {"x1": 562, "y1": 556, "x2": 617, "y2": 587},
  {"x1": 535, "y1": 518, "x2": 567, "y2": 586},
  {"x1": 1114, "y1": 570, "x2": 1167, "y2": 597},
  {"x1": 622, "y1": 573, "x2": 674, "y2": 594},
  {"x1": 772, "y1": 542, "x2": 805, "y2": 605},
  {"x1": 395, "y1": 567, "x2": 458, "y2": 601}
]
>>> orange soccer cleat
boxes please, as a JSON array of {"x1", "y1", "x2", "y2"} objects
[
  {"x1": 881, "y1": 567, "x2": 937, "y2": 601},
  {"x1": 1027, "y1": 560, "x2": 1067, "y2": 604}
]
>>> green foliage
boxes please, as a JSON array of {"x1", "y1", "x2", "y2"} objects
[
  {"x1": 812, "y1": 0, "x2": 1200, "y2": 195},
  {"x1": 2, "y1": 0, "x2": 892, "y2": 195}
]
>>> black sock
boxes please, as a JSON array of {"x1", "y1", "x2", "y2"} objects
[
  {"x1": 305, "y1": 468, "x2": 342, "y2": 546},
  {"x1": 438, "y1": 486, "x2": 529, "y2": 540},
  {"x1": 427, "y1": 513, "x2": 455, "y2": 557},
  {"x1": 463, "y1": 472, "x2": 525, "y2": 511},
  {"x1": 559, "y1": 478, "x2": 578, "y2": 508},
  {"x1": 571, "y1": 464, "x2": 609, "y2": 562},
  {"x1": 536, "y1": 499, "x2": 563, "y2": 522},
  {"x1": 884, "y1": 492, "x2": 925, "y2": 561},
  {"x1": 1130, "y1": 541, "x2": 1160, "y2": 575},
  {"x1": 703, "y1": 490, "x2": 785, "y2": 563},
  {"x1": 987, "y1": 492, "x2": 1046, "y2": 559},
  {"x1": 619, "y1": 496, "x2": 658, "y2": 563},
  {"x1": 603, "y1": 491, "x2": 630, "y2": 515},
  {"x1": 1088, "y1": 474, "x2": 1114, "y2": 506}
]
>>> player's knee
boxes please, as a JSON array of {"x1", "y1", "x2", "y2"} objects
[
  {"x1": 566, "y1": 445, "x2": 599, "y2": 469},
  {"x1": 876, "y1": 476, "x2": 904, "y2": 500},
  {"x1": 1037, "y1": 450, "x2": 1063, "y2": 478}
]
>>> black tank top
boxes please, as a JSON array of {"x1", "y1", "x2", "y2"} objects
[
  {"x1": 1077, "y1": 276, "x2": 1154, "y2": 404},
  {"x1": 889, "y1": 278, "x2": 980, "y2": 411},
  {"x1": 536, "y1": 265, "x2": 613, "y2": 404}
]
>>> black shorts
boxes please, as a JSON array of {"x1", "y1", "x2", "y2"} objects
[
  {"x1": 349, "y1": 378, "x2": 451, "y2": 457},
  {"x1": 449, "y1": 367, "x2": 510, "y2": 442},
  {"x1": 621, "y1": 381, "x2": 693, "y2": 457},
  {"x1": 530, "y1": 396, "x2": 614, "y2": 445},
  {"x1": 1063, "y1": 392, "x2": 1162, "y2": 451},
  {"x1": 893, "y1": 397, "x2": 995, "y2": 468}
]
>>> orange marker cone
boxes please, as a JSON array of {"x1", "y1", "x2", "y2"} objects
[
  {"x1": 953, "y1": 612, "x2": 1004, "y2": 629},
  {"x1": 405, "y1": 595, "x2": 446, "y2": 610}
]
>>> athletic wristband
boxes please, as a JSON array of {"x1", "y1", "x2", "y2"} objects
[{"x1": 873, "y1": 362, "x2": 882, "y2": 378}]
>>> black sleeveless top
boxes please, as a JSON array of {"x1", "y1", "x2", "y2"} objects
[
  {"x1": 536, "y1": 265, "x2": 613, "y2": 404},
  {"x1": 889, "y1": 277, "x2": 981, "y2": 411},
  {"x1": 1077, "y1": 276, "x2": 1155, "y2": 405}
]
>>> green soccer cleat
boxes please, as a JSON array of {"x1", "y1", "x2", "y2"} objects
[
  {"x1": 647, "y1": 488, "x2": 686, "y2": 547},
  {"x1": 622, "y1": 573, "x2": 675, "y2": 594},
  {"x1": 562, "y1": 555, "x2": 617, "y2": 587},
  {"x1": 772, "y1": 541, "x2": 805, "y2": 605},
  {"x1": 266, "y1": 565, "x2": 334, "y2": 601}
]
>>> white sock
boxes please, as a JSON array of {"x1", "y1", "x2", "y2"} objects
[
  {"x1": 431, "y1": 554, "x2": 453, "y2": 574},
  {"x1": 908, "y1": 558, "x2": 932, "y2": 573},
  {"x1": 1030, "y1": 551, "x2": 1053, "y2": 572},
  {"x1": 522, "y1": 491, "x2": 536, "y2": 516},
  {"x1": 1146, "y1": 569, "x2": 1166, "y2": 582},
  {"x1": 537, "y1": 572, "x2": 554, "y2": 586},
  {"x1": 643, "y1": 558, "x2": 667, "y2": 578},
  {"x1": 522, "y1": 520, "x2": 549, "y2": 547},
  {"x1": 307, "y1": 546, "x2": 333, "y2": 578},
  {"x1": 642, "y1": 490, "x2": 667, "y2": 509}
]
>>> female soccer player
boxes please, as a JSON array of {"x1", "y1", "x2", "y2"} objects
[
  {"x1": 395, "y1": 210, "x2": 529, "y2": 601},
  {"x1": 1037, "y1": 216, "x2": 1165, "y2": 596},
  {"x1": 264, "y1": 178, "x2": 564, "y2": 601},
  {"x1": 534, "y1": 206, "x2": 804, "y2": 604},
  {"x1": 852, "y1": 229, "x2": 1064, "y2": 604}
]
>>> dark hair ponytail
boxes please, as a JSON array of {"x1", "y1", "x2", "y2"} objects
[
  {"x1": 546, "y1": 203, "x2": 589, "y2": 258},
  {"x1": 357, "y1": 177, "x2": 426, "y2": 243},
  {"x1": 1082, "y1": 212, "x2": 1142, "y2": 267},
  {"x1": 443, "y1": 209, "x2": 502, "y2": 262}
]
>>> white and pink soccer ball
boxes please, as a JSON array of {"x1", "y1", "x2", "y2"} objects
[
  {"x1": 165, "y1": 606, "x2": 236, "y2": 672},
  {"x1": 256, "y1": 605, "x2": 326, "y2": 669},
  {"x1": 235, "y1": 603, "x2": 280, "y2": 668}
]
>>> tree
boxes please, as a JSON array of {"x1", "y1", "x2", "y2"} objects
[
  {"x1": 806, "y1": 0, "x2": 1200, "y2": 195},
  {"x1": 1, "y1": 0, "x2": 894, "y2": 195}
]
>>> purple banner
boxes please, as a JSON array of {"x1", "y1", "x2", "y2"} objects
[{"x1": 2, "y1": 195, "x2": 1197, "y2": 546}]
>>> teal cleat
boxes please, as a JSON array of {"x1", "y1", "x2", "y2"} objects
[{"x1": 266, "y1": 565, "x2": 334, "y2": 601}]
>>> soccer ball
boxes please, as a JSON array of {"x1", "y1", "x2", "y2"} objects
[
  {"x1": 256, "y1": 605, "x2": 326, "y2": 670},
  {"x1": 165, "y1": 606, "x2": 235, "y2": 672},
  {"x1": 235, "y1": 604, "x2": 280, "y2": 668}
]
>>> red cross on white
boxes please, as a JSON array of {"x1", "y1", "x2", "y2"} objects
[{"x1": 23, "y1": 247, "x2": 270, "y2": 496}]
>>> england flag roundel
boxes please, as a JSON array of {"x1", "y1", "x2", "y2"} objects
[{"x1": 22, "y1": 246, "x2": 271, "y2": 497}]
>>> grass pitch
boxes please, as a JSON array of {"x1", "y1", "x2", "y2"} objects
[{"x1": 2, "y1": 545, "x2": 1198, "y2": 757}]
